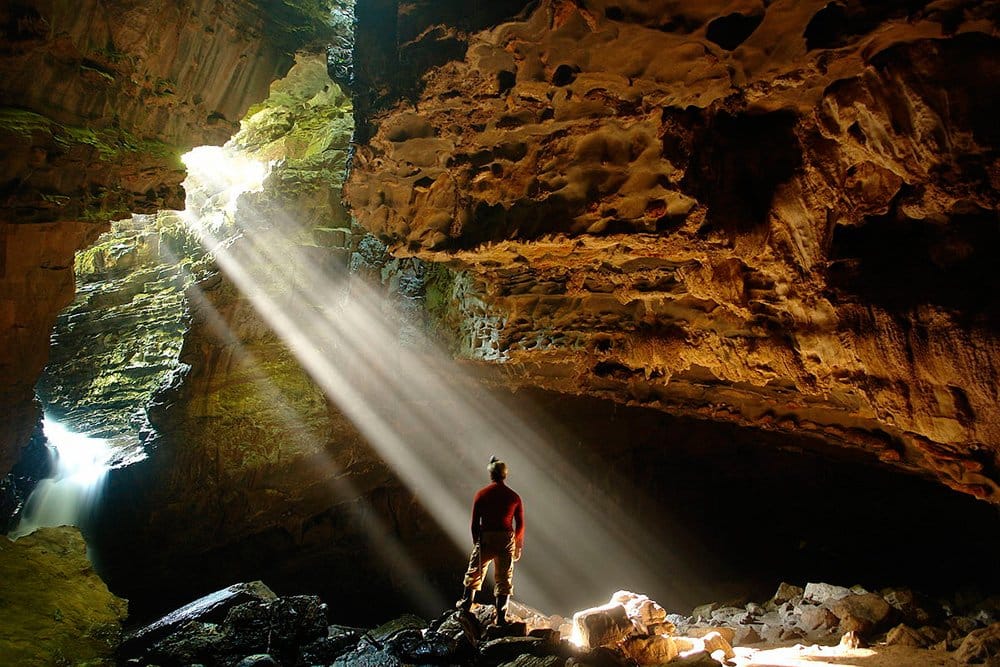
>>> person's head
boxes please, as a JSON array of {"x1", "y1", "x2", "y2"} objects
[{"x1": 488, "y1": 455, "x2": 508, "y2": 482}]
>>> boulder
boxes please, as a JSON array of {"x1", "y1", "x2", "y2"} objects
[
  {"x1": 480, "y1": 636, "x2": 550, "y2": 663},
  {"x1": 670, "y1": 649, "x2": 724, "y2": 666},
  {"x1": 956, "y1": 622, "x2": 1000, "y2": 664},
  {"x1": 121, "y1": 580, "x2": 276, "y2": 655},
  {"x1": 573, "y1": 603, "x2": 633, "y2": 649},
  {"x1": 619, "y1": 634, "x2": 678, "y2": 665},
  {"x1": 388, "y1": 628, "x2": 459, "y2": 663},
  {"x1": 611, "y1": 590, "x2": 669, "y2": 634},
  {"x1": 882, "y1": 587, "x2": 938, "y2": 625},
  {"x1": 500, "y1": 656, "x2": 565, "y2": 667},
  {"x1": 885, "y1": 623, "x2": 928, "y2": 647},
  {"x1": 800, "y1": 605, "x2": 840, "y2": 632},
  {"x1": 372, "y1": 613, "x2": 428, "y2": 641},
  {"x1": 300, "y1": 627, "x2": 363, "y2": 665},
  {"x1": 701, "y1": 631, "x2": 735, "y2": 660},
  {"x1": 772, "y1": 582, "x2": 805, "y2": 606},
  {"x1": 123, "y1": 592, "x2": 329, "y2": 665},
  {"x1": 829, "y1": 593, "x2": 893, "y2": 636},
  {"x1": 803, "y1": 582, "x2": 852, "y2": 605},
  {"x1": 732, "y1": 626, "x2": 763, "y2": 645},
  {"x1": 236, "y1": 655, "x2": 279, "y2": 667},
  {"x1": 692, "y1": 602, "x2": 720, "y2": 620},
  {"x1": 686, "y1": 626, "x2": 735, "y2": 645},
  {"x1": 570, "y1": 646, "x2": 633, "y2": 667},
  {"x1": 0, "y1": 527, "x2": 128, "y2": 666},
  {"x1": 223, "y1": 595, "x2": 329, "y2": 652},
  {"x1": 709, "y1": 606, "x2": 745, "y2": 625}
]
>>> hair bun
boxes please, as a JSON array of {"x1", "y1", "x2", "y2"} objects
[{"x1": 490, "y1": 455, "x2": 499, "y2": 463}]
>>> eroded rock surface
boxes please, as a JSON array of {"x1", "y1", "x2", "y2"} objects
[{"x1": 346, "y1": 0, "x2": 1000, "y2": 501}]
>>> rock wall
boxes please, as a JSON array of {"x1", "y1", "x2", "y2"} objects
[
  {"x1": 0, "y1": 0, "x2": 335, "y2": 477},
  {"x1": 345, "y1": 0, "x2": 1000, "y2": 502},
  {"x1": 0, "y1": 526, "x2": 129, "y2": 665}
]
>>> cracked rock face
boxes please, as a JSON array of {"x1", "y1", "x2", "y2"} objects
[{"x1": 345, "y1": 0, "x2": 1000, "y2": 501}]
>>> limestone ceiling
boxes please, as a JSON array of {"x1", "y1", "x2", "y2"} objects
[{"x1": 345, "y1": 0, "x2": 1000, "y2": 501}]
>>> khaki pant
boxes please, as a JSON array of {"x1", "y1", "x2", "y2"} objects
[{"x1": 463, "y1": 530, "x2": 515, "y2": 596}]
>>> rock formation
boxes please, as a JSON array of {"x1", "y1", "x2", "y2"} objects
[
  {"x1": 0, "y1": 526, "x2": 129, "y2": 665},
  {"x1": 345, "y1": 0, "x2": 1000, "y2": 502},
  {"x1": 0, "y1": 0, "x2": 335, "y2": 476}
]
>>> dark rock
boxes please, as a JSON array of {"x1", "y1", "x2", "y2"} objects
[
  {"x1": 120, "y1": 581, "x2": 276, "y2": 658},
  {"x1": 885, "y1": 623, "x2": 928, "y2": 647},
  {"x1": 499, "y1": 656, "x2": 564, "y2": 667},
  {"x1": 388, "y1": 628, "x2": 458, "y2": 663},
  {"x1": 435, "y1": 608, "x2": 484, "y2": 656},
  {"x1": 956, "y1": 622, "x2": 1000, "y2": 664},
  {"x1": 372, "y1": 613, "x2": 428, "y2": 640},
  {"x1": 235, "y1": 655, "x2": 278, "y2": 667},
  {"x1": 299, "y1": 627, "x2": 363, "y2": 665},
  {"x1": 480, "y1": 636, "x2": 549, "y2": 663},
  {"x1": 528, "y1": 628, "x2": 561, "y2": 643},
  {"x1": 485, "y1": 621, "x2": 528, "y2": 640},
  {"x1": 572, "y1": 646, "x2": 632, "y2": 667}
]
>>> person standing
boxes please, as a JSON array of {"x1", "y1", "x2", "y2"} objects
[{"x1": 457, "y1": 456, "x2": 524, "y2": 624}]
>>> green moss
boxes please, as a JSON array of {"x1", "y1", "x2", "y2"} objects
[
  {"x1": 0, "y1": 107, "x2": 181, "y2": 168},
  {"x1": 0, "y1": 108, "x2": 53, "y2": 136}
]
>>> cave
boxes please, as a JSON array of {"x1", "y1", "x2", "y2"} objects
[{"x1": 2, "y1": 1, "x2": 1000, "y2": 666}]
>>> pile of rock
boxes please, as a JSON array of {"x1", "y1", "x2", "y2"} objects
[
  {"x1": 569, "y1": 591, "x2": 734, "y2": 666},
  {"x1": 118, "y1": 580, "x2": 1000, "y2": 666},
  {"x1": 676, "y1": 581, "x2": 1000, "y2": 664}
]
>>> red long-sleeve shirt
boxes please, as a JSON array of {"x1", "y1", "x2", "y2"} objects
[{"x1": 471, "y1": 481, "x2": 524, "y2": 546}]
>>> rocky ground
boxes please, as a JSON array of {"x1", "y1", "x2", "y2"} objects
[{"x1": 113, "y1": 579, "x2": 1000, "y2": 666}]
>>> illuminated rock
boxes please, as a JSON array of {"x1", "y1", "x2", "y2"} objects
[
  {"x1": 803, "y1": 582, "x2": 853, "y2": 605},
  {"x1": 619, "y1": 633, "x2": 678, "y2": 665},
  {"x1": 770, "y1": 582, "x2": 805, "y2": 606},
  {"x1": 829, "y1": 592, "x2": 894, "y2": 636},
  {"x1": 611, "y1": 590, "x2": 673, "y2": 634},
  {"x1": 700, "y1": 631, "x2": 735, "y2": 660},
  {"x1": 572, "y1": 602, "x2": 633, "y2": 649}
]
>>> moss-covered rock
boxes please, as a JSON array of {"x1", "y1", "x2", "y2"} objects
[{"x1": 0, "y1": 526, "x2": 128, "y2": 666}]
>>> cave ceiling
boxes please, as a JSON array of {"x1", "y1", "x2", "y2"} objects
[
  {"x1": 0, "y1": 0, "x2": 998, "y2": 505},
  {"x1": 345, "y1": 0, "x2": 1000, "y2": 501}
]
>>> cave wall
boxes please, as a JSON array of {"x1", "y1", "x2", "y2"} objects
[
  {"x1": 0, "y1": 0, "x2": 334, "y2": 477},
  {"x1": 345, "y1": 0, "x2": 1000, "y2": 502}
]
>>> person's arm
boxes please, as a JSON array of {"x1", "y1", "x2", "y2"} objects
[
  {"x1": 514, "y1": 497, "x2": 524, "y2": 551},
  {"x1": 471, "y1": 494, "x2": 482, "y2": 544}
]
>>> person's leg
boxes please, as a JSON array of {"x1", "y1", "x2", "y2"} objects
[
  {"x1": 493, "y1": 533, "x2": 516, "y2": 624},
  {"x1": 459, "y1": 542, "x2": 485, "y2": 610}
]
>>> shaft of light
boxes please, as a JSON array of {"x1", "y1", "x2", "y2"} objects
[{"x1": 181, "y1": 148, "x2": 709, "y2": 614}]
